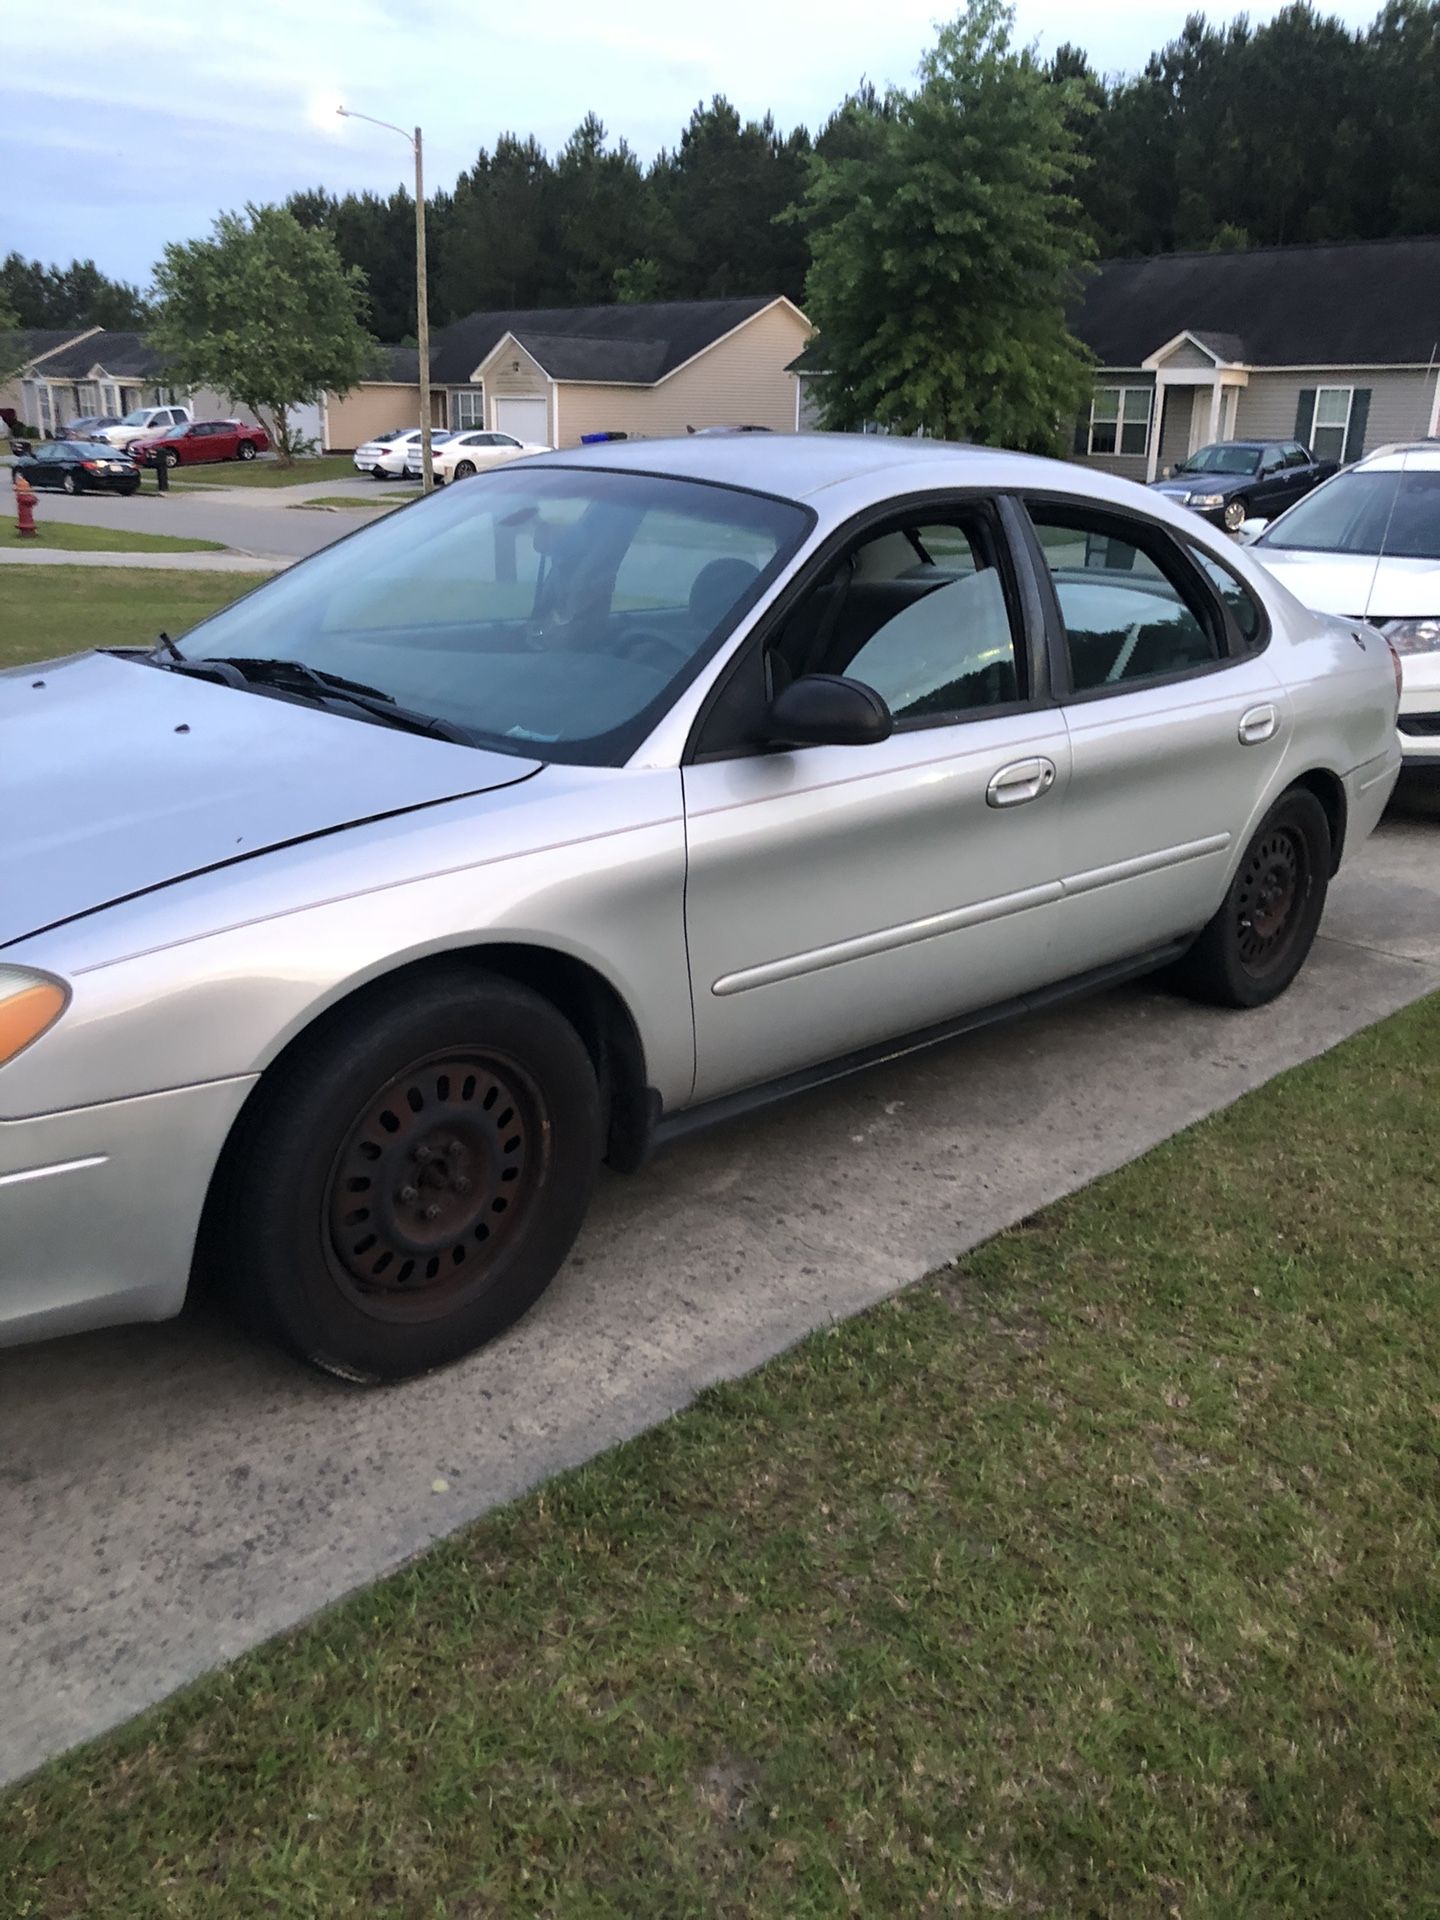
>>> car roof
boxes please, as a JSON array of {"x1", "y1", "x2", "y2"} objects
[
  {"x1": 522, "y1": 432, "x2": 1105, "y2": 504},
  {"x1": 1354, "y1": 441, "x2": 1440, "y2": 471}
]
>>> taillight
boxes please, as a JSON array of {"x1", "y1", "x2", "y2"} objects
[
  {"x1": 82, "y1": 461, "x2": 99, "y2": 471},
  {"x1": 1383, "y1": 637, "x2": 1403, "y2": 708}
]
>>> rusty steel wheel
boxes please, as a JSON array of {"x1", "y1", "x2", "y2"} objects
[
  {"x1": 324, "y1": 1051, "x2": 544, "y2": 1322},
  {"x1": 1171, "y1": 786, "x2": 1330, "y2": 1009},
  {"x1": 215, "y1": 967, "x2": 601, "y2": 1381},
  {"x1": 1233, "y1": 825, "x2": 1308, "y2": 975}
]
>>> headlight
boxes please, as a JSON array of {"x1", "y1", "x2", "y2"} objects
[
  {"x1": 1190, "y1": 493, "x2": 1226, "y2": 509},
  {"x1": 1377, "y1": 617, "x2": 1440, "y2": 657},
  {"x1": 0, "y1": 968, "x2": 68, "y2": 1067}
]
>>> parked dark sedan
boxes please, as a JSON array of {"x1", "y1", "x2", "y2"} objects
[
  {"x1": 14, "y1": 438, "x2": 140, "y2": 496},
  {"x1": 1149, "y1": 441, "x2": 1338, "y2": 533}
]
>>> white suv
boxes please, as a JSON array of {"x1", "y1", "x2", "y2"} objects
[
  {"x1": 1246, "y1": 442, "x2": 1440, "y2": 774},
  {"x1": 100, "y1": 405, "x2": 193, "y2": 451}
]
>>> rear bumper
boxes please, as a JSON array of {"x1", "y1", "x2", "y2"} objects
[
  {"x1": 1342, "y1": 744, "x2": 1403, "y2": 851},
  {"x1": 0, "y1": 1075, "x2": 256, "y2": 1351}
]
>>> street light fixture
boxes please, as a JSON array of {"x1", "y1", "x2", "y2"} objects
[{"x1": 336, "y1": 105, "x2": 434, "y2": 493}]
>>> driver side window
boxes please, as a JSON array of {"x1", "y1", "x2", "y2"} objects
[{"x1": 766, "y1": 512, "x2": 1024, "y2": 724}]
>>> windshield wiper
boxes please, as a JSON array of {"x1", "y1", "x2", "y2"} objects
[{"x1": 161, "y1": 653, "x2": 478, "y2": 746}]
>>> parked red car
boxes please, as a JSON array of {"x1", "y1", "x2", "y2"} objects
[{"x1": 130, "y1": 419, "x2": 270, "y2": 469}]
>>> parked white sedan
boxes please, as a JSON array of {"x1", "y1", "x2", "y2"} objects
[
  {"x1": 1245, "y1": 443, "x2": 1440, "y2": 774},
  {"x1": 352, "y1": 428, "x2": 452, "y2": 480},
  {"x1": 424, "y1": 428, "x2": 548, "y2": 483},
  {"x1": 0, "y1": 436, "x2": 1402, "y2": 1381}
]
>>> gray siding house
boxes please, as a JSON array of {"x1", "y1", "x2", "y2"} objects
[{"x1": 1070, "y1": 236, "x2": 1440, "y2": 482}]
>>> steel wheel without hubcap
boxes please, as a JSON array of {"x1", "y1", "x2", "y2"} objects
[
  {"x1": 1234, "y1": 827, "x2": 1307, "y2": 976},
  {"x1": 324, "y1": 1049, "x2": 543, "y2": 1323}
]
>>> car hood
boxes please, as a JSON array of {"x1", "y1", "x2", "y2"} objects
[
  {"x1": 0, "y1": 651, "x2": 540, "y2": 946},
  {"x1": 1248, "y1": 546, "x2": 1440, "y2": 619},
  {"x1": 1149, "y1": 473, "x2": 1250, "y2": 500}
]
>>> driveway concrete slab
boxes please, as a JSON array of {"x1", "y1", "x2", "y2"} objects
[{"x1": 0, "y1": 804, "x2": 1436, "y2": 1786}]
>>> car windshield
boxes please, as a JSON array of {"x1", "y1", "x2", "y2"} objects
[
  {"x1": 161, "y1": 424, "x2": 190, "y2": 440},
  {"x1": 119, "y1": 409, "x2": 154, "y2": 426},
  {"x1": 180, "y1": 466, "x2": 810, "y2": 764},
  {"x1": 1258, "y1": 468, "x2": 1440, "y2": 559},
  {"x1": 1177, "y1": 444, "x2": 1261, "y2": 475}
]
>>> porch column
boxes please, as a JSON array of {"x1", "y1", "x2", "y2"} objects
[
  {"x1": 1146, "y1": 375, "x2": 1167, "y2": 481},
  {"x1": 1207, "y1": 380, "x2": 1225, "y2": 444}
]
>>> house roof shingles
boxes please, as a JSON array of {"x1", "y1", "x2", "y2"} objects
[
  {"x1": 34, "y1": 330, "x2": 169, "y2": 379},
  {"x1": 2, "y1": 327, "x2": 97, "y2": 370},
  {"x1": 1072, "y1": 236, "x2": 1440, "y2": 368},
  {"x1": 430, "y1": 296, "x2": 775, "y2": 385}
]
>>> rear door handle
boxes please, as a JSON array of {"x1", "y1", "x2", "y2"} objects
[
  {"x1": 987, "y1": 756, "x2": 1057, "y2": 808},
  {"x1": 1238, "y1": 703, "x2": 1278, "y2": 746}
]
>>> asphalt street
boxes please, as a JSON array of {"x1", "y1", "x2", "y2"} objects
[
  {"x1": 12, "y1": 474, "x2": 403, "y2": 559},
  {"x1": 1, "y1": 789, "x2": 1438, "y2": 1788}
]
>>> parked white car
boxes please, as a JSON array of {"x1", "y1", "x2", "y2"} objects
[
  {"x1": 422, "y1": 429, "x2": 548, "y2": 483},
  {"x1": 1244, "y1": 443, "x2": 1440, "y2": 774},
  {"x1": 99, "y1": 404, "x2": 193, "y2": 451},
  {"x1": 353, "y1": 428, "x2": 451, "y2": 480}
]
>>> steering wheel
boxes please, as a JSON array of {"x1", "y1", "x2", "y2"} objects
[{"x1": 606, "y1": 627, "x2": 693, "y2": 672}]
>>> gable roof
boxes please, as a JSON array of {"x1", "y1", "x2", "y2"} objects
[
  {"x1": 1072, "y1": 236, "x2": 1440, "y2": 368},
  {"x1": 431, "y1": 296, "x2": 779, "y2": 386},
  {"x1": 35, "y1": 329, "x2": 169, "y2": 379},
  {"x1": 2, "y1": 326, "x2": 99, "y2": 372}
]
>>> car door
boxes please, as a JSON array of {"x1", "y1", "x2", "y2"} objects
[
  {"x1": 681, "y1": 497, "x2": 1071, "y2": 1105},
  {"x1": 28, "y1": 445, "x2": 60, "y2": 489},
  {"x1": 1022, "y1": 496, "x2": 1287, "y2": 972},
  {"x1": 1252, "y1": 447, "x2": 1292, "y2": 515},
  {"x1": 209, "y1": 421, "x2": 240, "y2": 461}
]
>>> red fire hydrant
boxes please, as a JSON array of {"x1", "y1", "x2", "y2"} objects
[{"x1": 14, "y1": 471, "x2": 37, "y2": 538}]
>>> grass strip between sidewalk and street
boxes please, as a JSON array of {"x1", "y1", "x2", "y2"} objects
[
  {"x1": 168, "y1": 454, "x2": 374, "y2": 490},
  {"x1": 1, "y1": 567, "x2": 257, "y2": 665},
  {"x1": 3, "y1": 521, "x2": 224, "y2": 555},
  {"x1": 3, "y1": 994, "x2": 1437, "y2": 1917},
  {"x1": 287, "y1": 493, "x2": 403, "y2": 512}
]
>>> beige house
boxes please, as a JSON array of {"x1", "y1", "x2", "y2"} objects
[
  {"x1": 1070, "y1": 236, "x2": 1440, "y2": 480},
  {"x1": 323, "y1": 296, "x2": 812, "y2": 451}
]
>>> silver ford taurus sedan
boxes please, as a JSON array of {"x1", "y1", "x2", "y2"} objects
[{"x1": 1, "y1": 436, "x2": 1402, "y2": 1380}]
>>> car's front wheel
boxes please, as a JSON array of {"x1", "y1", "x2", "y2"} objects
[
  {"x1": 1173, "y1": 787, "x2": 1330, "y2": 1008},
  {"x1": 216, "y1": 968, "x2": 602, "y2": 1381},
  {"x1": 162, "y1": 449, "x2": 180, "y2": 469},
  {"x1": 1223, "y1": 496, "x2": 1249, "y2": 533}
]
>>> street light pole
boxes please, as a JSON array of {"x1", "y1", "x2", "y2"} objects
[{"x1": 337, "y1": 105, "x2": 434, "y2": 493}]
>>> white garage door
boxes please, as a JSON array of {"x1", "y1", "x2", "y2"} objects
[{"x1": 495, "y1": 397, "x2": 550, "y2": 447}]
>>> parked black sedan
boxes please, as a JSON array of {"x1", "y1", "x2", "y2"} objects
[
  {"x1": 13, "y1": 438, "x2": 140, "y2": 496},
  {"x1": 1149, "y1": 440, "x2": 1338, "y2": 533}
]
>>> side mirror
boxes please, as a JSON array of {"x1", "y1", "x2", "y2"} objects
[
  {"x1": 1236, "y1": 517, "x2": 1270, "y2": 545},
  {"x1": 764, "y1": 674, "x2": 893, "y2": 749}
]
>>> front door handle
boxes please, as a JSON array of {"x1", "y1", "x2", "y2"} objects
[
  {"x1": 1238, "y1": 703, "x2": 1278, "y2": 746},
  {"x1": 987, "y1": 756, "x2": 1057, "y2": 808}
]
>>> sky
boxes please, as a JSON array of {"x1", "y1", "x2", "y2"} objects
[{"x1": 4, "y1": 0, "x2": 1385, "y2": 288}]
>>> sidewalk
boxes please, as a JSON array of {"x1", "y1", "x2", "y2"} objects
[{"x1": 0, "y1": 547, "x2": 288, "y2": 573}]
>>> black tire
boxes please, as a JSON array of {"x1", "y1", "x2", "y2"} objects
[
  {"x1": 162, "y1": 448, "x2": 180, "y2": 469},
  {"x1": 215, "y1": 968, "x2": 602, "y2": 1382},
  {"x1": 1222, "y1": 496, "x2": 1249, "y2": 534},
  {"x1": 238, "y1": 439, "x2": 257, "y2": 461},
  {"x1": 454, "y1": 459, "x2": 477, "y2": 480},
  {"x1": 1172, "y1": 787, "x2": 1330, "y2": 1008},
  {"x1": 61, "y1": 471, "x2": 79, "y2": 495}
]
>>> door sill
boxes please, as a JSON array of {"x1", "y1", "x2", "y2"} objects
[{"x1": 650, "y1": 939, "x2": 1195, "y2": 1152}]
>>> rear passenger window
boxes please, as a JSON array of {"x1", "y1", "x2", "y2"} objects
[
  {"x1": 769, "y1": 513, "x2": 1023, "y2": 723},
  {"x1": 1026, "y1": 502, "x2": 1223, "y2": 694},
  {"x1": 1191, "y1": 548, "x2": 1266, "y2": 650}
]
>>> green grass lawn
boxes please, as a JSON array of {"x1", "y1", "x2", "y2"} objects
[
  {"x1": 3, "y1": 996, "x2": 1437, "y2": 1918},
  {"x1": 169, "y1": 454, "x2": 368, "y2": 490},
  {"x1": 288, "y1": 493, "x2": 401, "y2": 511},
  {"x1": 3, "y1": 521, "x2": 223, "y2": 554},
  {"x1": 0, "y1": 566, "x2": 257, "y2": 667}
]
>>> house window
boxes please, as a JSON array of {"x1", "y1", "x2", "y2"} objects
[
  {"x1": 451, "y1": 388, "x2": 485, "y2": 429},
  {"x1": 1311, "y1": 387, "x2": 1353, "y2": 464},
  {"x1": 1089, "y1": 387, "x2": 1152, "y2": 457}
]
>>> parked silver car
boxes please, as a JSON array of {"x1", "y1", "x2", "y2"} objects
[{"x1": 0, "y1": 436, "x2": 1402, "y2": 1379}]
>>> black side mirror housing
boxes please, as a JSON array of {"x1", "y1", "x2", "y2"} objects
[{"x1": 764, "y1": 673, "x2": 893, "y2": 749}]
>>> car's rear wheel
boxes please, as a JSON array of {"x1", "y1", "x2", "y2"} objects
[
  {"x1": 238, "y1": 439, "x2": 257, "y2": 460},
  {"x1": 1223, "y1": 496, "x2": 1249, "y2": 533},
  {"x1": 454, "y1": 459, "x2": 477, "y2": 480},
  {"x1": 216, "y1": 968, "x2": 602, "y2": 1382},
  {"x1": 61, "y1": 472, "x2": 79, "y2": 495},
  {"x1": 1172, "y1": 787, "x2": 1330, "y2": 1008}
]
